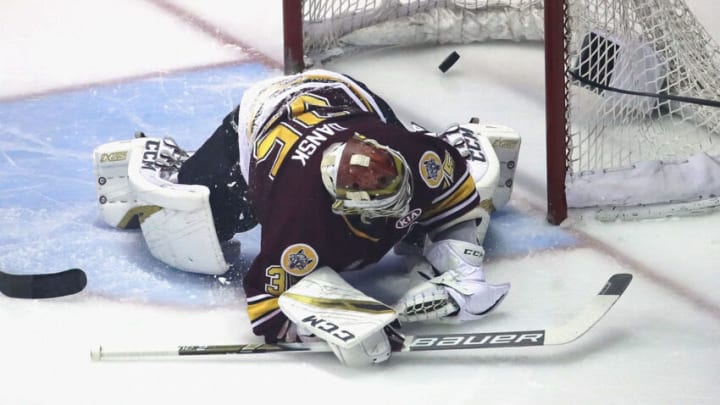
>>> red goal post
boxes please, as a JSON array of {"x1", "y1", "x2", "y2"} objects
[{"x1": 282, "y1": 0, "x2": 720, "y2": 224}]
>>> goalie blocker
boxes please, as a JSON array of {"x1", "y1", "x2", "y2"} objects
[{"x1": 278, "y1": 266, "x2": 398, "y2": 367}]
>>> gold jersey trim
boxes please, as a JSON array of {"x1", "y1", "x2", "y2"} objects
[
  {"x1": 247, "y1": 295, "x2": 280, "y2": 323},
  {"x1": 419, "y1": 171, "x2": 478, "y2": 225}
]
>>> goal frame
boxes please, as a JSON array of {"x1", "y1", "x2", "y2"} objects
[{"x1": 281, "y1": 0, "x2": 580, "y2": 225}]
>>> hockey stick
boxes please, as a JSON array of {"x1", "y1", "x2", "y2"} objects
[
  {"x1": 0, "y1": 268, "x2": 87, "y2": 299},
  {"x1": 90, "y1": 273, "x2": 631, "y2": 360}
]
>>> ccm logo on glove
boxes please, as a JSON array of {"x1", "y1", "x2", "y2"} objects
[{"x1": 301, "y1": 315, "x2": 356, "y2": 343}]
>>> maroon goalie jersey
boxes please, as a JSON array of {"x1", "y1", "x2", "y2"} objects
[{"x1": 242, "y1": 71, "x2": 482, "y2": 341}]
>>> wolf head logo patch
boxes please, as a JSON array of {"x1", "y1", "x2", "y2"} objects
[
  {"x1": 281, "y1": 243, "x2": 319, "y2": 276},
  {"x1": 419, "y1": 150, "x2": 454, "y2": 189}
]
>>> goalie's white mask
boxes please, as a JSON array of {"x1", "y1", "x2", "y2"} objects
[{"x1": 320, "y1": 134, "x2": 412, "y2": 221}]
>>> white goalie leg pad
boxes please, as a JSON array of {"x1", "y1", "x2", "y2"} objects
[
  {"x1": 466, "y1": 122, "x2": 521, "y2": 210},
  {"x1": 278, "y1": 267, "x2": 395, "y2": 366},
  {"x1": 434, "y1": 121, "x2": 521, "y2": 211},
  {"x1": 440, "y1": 122, "x2": 509, "y2": 243},
  {"x1": 465, "y1": 126, "x2": 500, "y2": 209},
  {"x1": 138, "y1": 206, "x2": 229, "y2": 275},
  {"x1": 125, "y1": 138, "x2": 229, "y2": 275},
  {"x1": 94, "y1": 139, "x2": 144, "y2": 229}
]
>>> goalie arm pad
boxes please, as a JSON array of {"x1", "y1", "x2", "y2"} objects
[{"x1": 278, "y1": 267, "x2": 395, "y2": 366}]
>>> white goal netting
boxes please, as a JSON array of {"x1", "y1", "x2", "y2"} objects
[{"x1": 293, "y1": 0, "x2": 720, "y2": 215}]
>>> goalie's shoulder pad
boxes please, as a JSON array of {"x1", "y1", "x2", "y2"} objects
[{"x1": 278, "y1": 267, "x2": 397, "y2": 349}]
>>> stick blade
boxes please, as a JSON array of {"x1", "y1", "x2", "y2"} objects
[
  {"x1": 599, "y1": 273, "x2": 633, "y2": 296},
  {"x1": 544, "y1": 273, "x2": 632, "y2": 345},
  {"x1": 0, "y1": 268, "x2": 87, "y2": 299}
]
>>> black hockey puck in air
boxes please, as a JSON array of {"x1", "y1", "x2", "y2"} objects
[{"x1": 439, "y1": 51, "x2": 460, "y2": 73}]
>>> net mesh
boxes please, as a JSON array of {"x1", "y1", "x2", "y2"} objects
[{"x1": 295, "y1": 0, "x2": 720, "y2": 208}]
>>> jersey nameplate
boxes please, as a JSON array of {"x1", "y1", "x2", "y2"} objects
[{"x1": 290, "y1": 122, "x2": 348, "y2": 166}]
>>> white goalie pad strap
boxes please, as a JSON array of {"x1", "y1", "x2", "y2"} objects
[
  {"x1": 125, "y1": 138, "x2": 228, "y2": 275},
  {"x1": 278, "y1": 267, "x2": 397, "y2": 349}
]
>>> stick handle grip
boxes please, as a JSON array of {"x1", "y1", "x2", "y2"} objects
[{"x1": 91, "y1": 346, "x2": 180, "y2": 360}]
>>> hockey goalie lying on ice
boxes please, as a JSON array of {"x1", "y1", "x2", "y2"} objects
[{"x1": 92, "y1": 69, "x2": 522, "y2": 366}]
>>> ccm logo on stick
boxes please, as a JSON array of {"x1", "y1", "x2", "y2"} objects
[{"x1": 409, "y1": 331, "x2": 545, "y2": 350}]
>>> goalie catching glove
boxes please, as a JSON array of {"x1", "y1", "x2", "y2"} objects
[{"x1": 395, "y1": 239, "x2": 510, "y2": 323}]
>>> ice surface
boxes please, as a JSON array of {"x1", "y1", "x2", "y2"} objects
[{"x1": 1, "y1": 1, "x2": 719, "y2": 404}]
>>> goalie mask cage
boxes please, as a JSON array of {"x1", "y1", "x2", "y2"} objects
[{"x1": 282, "y1": 0, "x2": 720, "y2": 224}]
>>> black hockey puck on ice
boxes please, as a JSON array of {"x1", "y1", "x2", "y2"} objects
[{"x1": 439, "y1": 51, "x2": 460, "y2": 73}]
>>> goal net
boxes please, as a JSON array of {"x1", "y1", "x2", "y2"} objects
[{"x1": 282, "y1": 0, "x2": 720, "y2": 223}]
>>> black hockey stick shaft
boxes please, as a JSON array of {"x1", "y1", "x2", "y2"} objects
[
  {"x1": 0, "y1": 268, "x2": 87, "y2": 299},
  {"x1": 91, "y1": 273, "x2": 632, "y2": 360}
]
